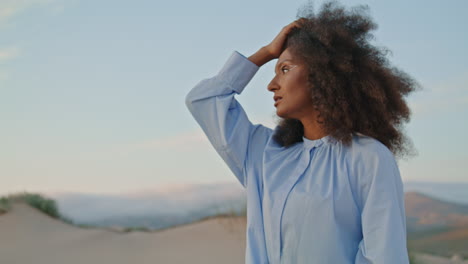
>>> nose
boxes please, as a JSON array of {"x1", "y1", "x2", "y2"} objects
[{"x1": 267, "y1": 76, "x2": 279, "y2": 92}]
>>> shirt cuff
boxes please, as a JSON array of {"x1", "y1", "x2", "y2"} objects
[{"x1": 217, "y1": 50, "x2": 260, "y2": 94}]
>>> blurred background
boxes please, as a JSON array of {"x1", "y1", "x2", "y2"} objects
[{"x1": 1, "y1": 0, "x2": 467, "y2": 263}]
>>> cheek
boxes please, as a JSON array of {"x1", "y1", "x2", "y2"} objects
[
  {"x1": 293, "y1": 83, "x2": 312, "y2": 102},
  {"x1": 294, "y1": 88, "x2": 314, "y2": 111},
  {"x1": 290, "y1": 73, "x2": 310, "y2": 93}
]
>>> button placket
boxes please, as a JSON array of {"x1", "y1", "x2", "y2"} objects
[{"x1": 273, "y1": 146, "x2": 316, "y2": 263}]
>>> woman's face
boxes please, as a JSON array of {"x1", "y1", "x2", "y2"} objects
[{"x1": 267, "y1": 48, "x2": 316, "y2": 120}]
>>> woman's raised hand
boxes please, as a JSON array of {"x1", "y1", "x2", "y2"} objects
[
  {"x1": 265, "y1": 18, "x2": 305, "y2": 59},
  {"x1": 248, "y1": 18, "x2": 305, "y2": 67}
]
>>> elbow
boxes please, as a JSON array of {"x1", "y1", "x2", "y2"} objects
[
  {"x1": 184, "y1": 79, "x2": 207, "y2": 112},
  {"x1": 185, "y1": 89, "x2": 197, "y2": 114},
  {"x1": 185, "y1": 92, "x2": 192, "y2": 110}
]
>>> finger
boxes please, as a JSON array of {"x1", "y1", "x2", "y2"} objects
[
  {"x1": 287, "y1": 21, "x2": 302, "y2": 30},
  {"x1": 281, "y1": 19, "x2": 304, "y2": 34},
  {"x1": 285, "y1": 22, "x2": 300, "y2": 32},
  {"x1": 293, "y1": 18, "x2": 306, "y2": 27}
]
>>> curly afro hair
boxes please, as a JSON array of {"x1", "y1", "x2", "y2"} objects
[{"x1": 272, "y1": 0, "x2": 420, "y2": 160}]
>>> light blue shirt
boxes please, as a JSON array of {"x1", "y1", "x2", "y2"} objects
[{"x1": 185, "y1": 51, "x2": 409, "y2": 264}]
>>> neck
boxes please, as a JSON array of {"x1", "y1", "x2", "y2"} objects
[{"x1": 301, "y1": 118, "x2": 327, "y2": 140}]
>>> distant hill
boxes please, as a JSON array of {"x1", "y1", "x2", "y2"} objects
[
  {"x1": 405, "y1": 191, "x2": 468, "y2": 232},
  {"x1": 403, "y1": 181, "x2": 468, "y2": 205},
  {"x1": 405, "y1": 191, "x2": 468, "y2": 259}
]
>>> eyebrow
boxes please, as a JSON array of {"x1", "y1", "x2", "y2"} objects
[{"x1": 275, "y1": 59, "x2": 293, "y2": 73}]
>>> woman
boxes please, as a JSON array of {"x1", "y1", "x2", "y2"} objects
[{"x1": 185, "y1": 1, "x2": 418, "y2": 263}]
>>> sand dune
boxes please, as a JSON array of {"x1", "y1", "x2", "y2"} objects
[
  {"x1": 413, "y1": 252, "x2": 468, "y2": 264},
  {"x1": 0, "y1": 202, "x2": 246, "y2": 264},
  {"x1": 2, "y1": 202, "x2": 467, "y2": 264}
]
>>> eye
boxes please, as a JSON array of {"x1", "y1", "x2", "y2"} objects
[{"x1": 281, "y1": 66, "x2": 290, "y2": 74}]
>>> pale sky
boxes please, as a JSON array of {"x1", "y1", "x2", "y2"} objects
[{"x1": 1, "y1": 0, "x2": 467, "y2": 195}]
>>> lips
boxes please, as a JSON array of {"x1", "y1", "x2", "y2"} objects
[{"x1": 274, "y1": 96, "x2": 282, "y2": 107}]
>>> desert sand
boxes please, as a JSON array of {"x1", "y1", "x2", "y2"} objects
[
  {"x1": 0, "y1": 202, "x2": 246, "y2": 264},
  {"x1": 414, "y1": 253, "x2": 468, "y2": 264},
  {"x1": 1, "y1": 202, "x2": 467, "y2": 264}
]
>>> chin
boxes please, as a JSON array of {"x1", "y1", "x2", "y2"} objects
[{"x1": 275, "y1": 110, "x2": 288, "y2": 119}]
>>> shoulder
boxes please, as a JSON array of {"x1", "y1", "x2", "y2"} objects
[
  {"x1": 344, "y1": 132, "x2": 394, "y2": 162},
  {"x1": 342, "y1": 134, "x2": 404, "y2": 215},
  {"x1": 340, "y1": 133, "x2": 397, "y2": 184}
]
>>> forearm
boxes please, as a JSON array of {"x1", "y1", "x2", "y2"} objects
[
  {"x1": 248, "y1": 47, "x2": 275, "y2": 67},
  {"x1": 185, "y1": 51, "x2": 260, "y2": 188}
]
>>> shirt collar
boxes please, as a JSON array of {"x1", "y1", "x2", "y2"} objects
[{"x1": 302, "y1": 134, "x2": 335, "y2": 149}]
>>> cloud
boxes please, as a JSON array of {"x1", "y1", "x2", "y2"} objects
[
  {"x1": 0, "y1": 46, "x2": 20, "y2": 82},
  {"x1": 0, "y1": 46, "x2": 20, "y2": 62},
  {"x1": 114, "y1": 116, "x2": 278, "y2": 156},
  {"x1": 107, "y1": 114, "x2": 279, "y2": 158},
  {"x1": 121, "y1": 130, "x2": 210, "y2": 152},
  {"x1": 95, "y1": 129, "x2": 213, "y2": 159},
  {"x1": 0, "y1": 0, "x2": 62, "y2": 27},
  {"x1": 44, "y1": 181, "x2": 246, "y2": 229}
]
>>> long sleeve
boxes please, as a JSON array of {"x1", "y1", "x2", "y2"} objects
[
  {"x1": 354, "y1": 145, "x2": 409, "y2": 264},
  {"x1": 185, "y1": 51, "x2": 273, "y2": 188}
]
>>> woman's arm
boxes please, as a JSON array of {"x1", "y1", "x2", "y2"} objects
[
  {"x1": 185, "y1": 51, "x2": 272, "y2": 188},
  {"x1": 248, "y1": 47, "x2": 275, "y2": 67},
  {"x1": 185, "y1": 19, "x2": 304, "y2": 187},
  {"x1": 353, "y1": 144, "x2": 409, "y2": 264}
]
